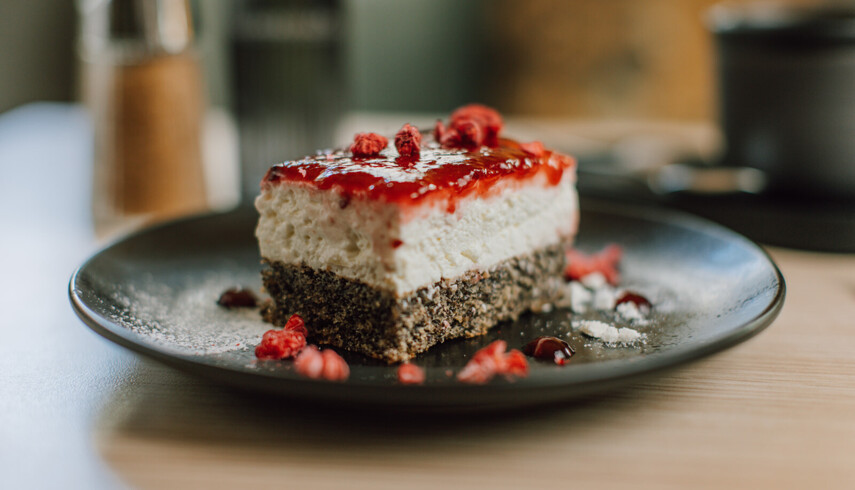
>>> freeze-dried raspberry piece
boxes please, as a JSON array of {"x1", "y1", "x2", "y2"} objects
[
  {"x1": 321, "y1": 349, "x2": 350, "y2": 381},
  {"x1": 282, "y1": 314, "x2": 308, "y2": 336},
  {"x1": 450, "y1": 104, "x2": 503, "y2": 145},
  {"x1": 394, "y1": 123, "x2": 422, "y2": 158},
  {"x1": 472, "y1": 339, "x2": 507, "y2": 366},
  {"x1": 433, "y1": 119, "x2": 447, "y2": 141},
  {"x1": 502, "y1": 349, "x2": 530, "y2": 377},
  {"x1": 350, "y1": 132, "x2": 388, "y2": 158},
  {"x1": 439, "y1": 127, "x2": 460, "y2": 148},
  {"x1": 456, "y1": 360, "x2": 493, "y2": 384},
  {"x1": 564, "y1": 244, "x2": 623, "y2": 285},
  {"x1": 520, "y1": 141, "x2": 546, "y2": 158},
  {"x1": 294, "y1": 345, "x2": 350, "y2": 381},
  {"x1": 451, "y1": 118, "x2": 484, "y2": 148},
  {"x1": 436, "y1": 104, "x2": 504, "y2": 149},
  {"x1": 397, "y1": 362, "x2": 426, "y2": 385},
  {"x1": 294, "y1": 345, "x2": 323, "y2": 377},
  {"x1": 254, "y1": 328, "x2": 306, "y2": 360},
  {"x1": 457, "y1": 340, "x2": 529, "y2": 384}
]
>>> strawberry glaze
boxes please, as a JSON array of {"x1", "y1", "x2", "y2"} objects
[{"x1": 261, "y1": 135, "x2": 575, "y2": 212}]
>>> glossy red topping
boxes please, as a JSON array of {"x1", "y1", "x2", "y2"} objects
[
  {"x1": 350, "y1": 132, "x2": 388, "y2": 158},
  {"x1": 395, "y1": 123, "x2": 422, "y2": 158},
  {"x1": 262, "y1": 135, "x2": 575, "y2": 209},
  {"x1": 520, "y1": 141, "x2": 546, "y2": 158}
]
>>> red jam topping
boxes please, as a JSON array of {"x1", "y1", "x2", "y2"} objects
[
  {"x1": 262, "y1": 136, "x2": 575, "y2": 209},
  {"x1": 520, "y1": 140, "x2": 546, "y2": 158}
]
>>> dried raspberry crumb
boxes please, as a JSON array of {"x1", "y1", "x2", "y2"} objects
[
  {"x1": 433, "y1": 120, "x2": 447, "y2": 141},
  {"x1": 391, "y1": 239, "x2": 403, "y2": 248},
  {"x1": 564, "y1": 244, "x2": 623, "y2": 285},
  {"x1": 350, "y1": 132, "x2": 388, "y2": 158},
  {"x1": 394, "y1": 123, "x2": 422, "y2": 158},
  {"x1": 294, "y1": 345, "x2": 323, "y2": 377},
  {"x1": 473, "y1": 339, "x2": 507, "y2": 365},
  {"x1": 397, "y1": 363, "x2": 425, "y2": 385},
  {"x1": 439, "y1": 127, "x2": 460, "y2": 148},
  {"x1": 520, "y1": 141, "x2": 546, "y2": 158},
  {"x1": 282, "y1": 314, "x2": 308, "y2": 337},
  {"x1": 456, "y1": 360, "x2": 494, "y2": 384},
  {"x1": 457, "y1": 340, "x2": 530, "y2": 384},
  {"x1": 254, "y1": 328, "x2": 307, "y2": 360},
  {"x1": 450, "y1": 104, "x2": 503, "y2": 145},
  {"x1": 451, "y1": 118, "x2": 484, "y2": 148},
  {"x1": 502, "y1": 349, "x2": 530, "y2": 377},
  {"x1": 436, "y1": 104, "x2": 504, "y2": 149},
  {"x1": 321, "y1": 349, "x2": 350, "y2": 381},
  {"x1": 294, "y1": 345, "x2": 350, "y2": 381}
]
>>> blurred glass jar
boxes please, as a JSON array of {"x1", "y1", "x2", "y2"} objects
[
  {"x1": 231, "y1": 0, "x2": 344, "y2": 201},
  {"x1": 78, "y1": 0, "x2": 208, "y2": 238}
]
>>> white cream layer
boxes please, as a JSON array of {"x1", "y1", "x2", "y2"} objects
[{"x1": 255, "y1": 172, "x2": 578, "y2": 296}]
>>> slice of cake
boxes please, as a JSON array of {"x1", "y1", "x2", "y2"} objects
[{"x1": 255, "y1": 105, "x2": 578, "y2": 362}]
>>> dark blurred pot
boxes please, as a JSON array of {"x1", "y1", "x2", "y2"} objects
[{"x1": 710, "y1": 4, "x2": 855, "y2": 200}]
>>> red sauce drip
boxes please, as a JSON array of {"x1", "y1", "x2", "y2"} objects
[
  {"x1": 261, "y1": 136, "x2": 575, "y2": 211},
  {"x1": 522, "y1": 336, "x2": 575, "y2": 365}
]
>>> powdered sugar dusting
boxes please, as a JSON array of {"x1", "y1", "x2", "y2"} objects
[
  {"x1": 104, "y1": 273, "x2": 269, "y2": 356},
  {"x1": 574, "y1": 319, "x2": 645, "y2": 345}
]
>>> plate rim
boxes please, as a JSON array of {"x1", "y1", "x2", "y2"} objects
[{"x1": 68, "y1": 199, "x2": 786, "y2": 408}]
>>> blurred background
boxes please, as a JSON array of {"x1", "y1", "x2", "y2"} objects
[
  {"x1": 1, "y1": 0, "x2": 851, "y2": 249},
  {"x1": 4, "y1": 0, "x2": 836, "y2": 118}
]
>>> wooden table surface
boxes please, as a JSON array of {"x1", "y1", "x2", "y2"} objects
[{"x1": 2, "y1": 104, "x2": 854, "y2": 489}]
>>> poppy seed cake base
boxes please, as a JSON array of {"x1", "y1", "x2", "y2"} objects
[{"x1": 261, "y1": 243, "x2": 567, "y2": 363}]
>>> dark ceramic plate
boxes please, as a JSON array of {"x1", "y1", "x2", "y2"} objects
[{"x1": 69, "y1": 199, "x2": 784, "y2": 411}]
